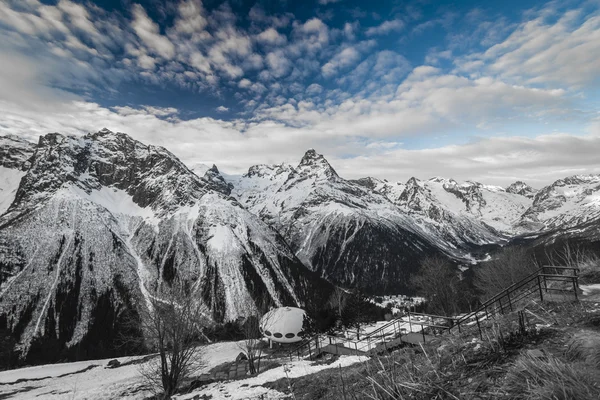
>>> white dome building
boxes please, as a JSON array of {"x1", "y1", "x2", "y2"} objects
[{"x1": 260, "y1": 307, "x2": 306, "y2": 343}]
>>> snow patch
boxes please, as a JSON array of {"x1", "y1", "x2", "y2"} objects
[
  {"x1": 0, "y1": 166, "x2": 25, "y2": 215},
  {"x1": 69, "y1": 185, "x2": 158, "y2": 225}
]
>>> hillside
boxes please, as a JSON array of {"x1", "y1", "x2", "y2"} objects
[{"x1": 0, "y1": 130, "x2": 330, "y2": 363}]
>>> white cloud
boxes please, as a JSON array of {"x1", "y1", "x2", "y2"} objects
[
  {"x1": 266, "y1": 50, "x2": 291, "y2": 78},
  {"x1": 256, "y1": 27, "x2": 287, "y2": 45},
  {"x1": 216, "y1": 106, "x2": 229, "y2": 112},
  {"x1": 321, "y1": 46, "x2": 361, "y2": 77},
  {"x1": 291, "y1": 18, "x2": 329, "y2": 54},
  {"x1": 306, "y1": 83, "x2": 323, "y2": 95},
  {"x1": 333, "y1": 132, "x2": 600, "y2": 186},
  {"x1": 338, "y1": 50, "x2": 411, "y2": 95},
  {"x1": 1, "y1": 98, "x2": 598, "y2": 187},
  {"x1": 366, "y1": 19, "x2": 405, "y2": 36},
  {"x1": 318, "y1": 0, "x2": 342, "y2": 4},
  {"x1": 131, "y1": 4, "x2": 175, "y2": 59},
  {"x1": 238, "y1": 78, "x2": 252, "y2": 89},
  {"x1": 172, "y1": 0, "x2": 207, "y2": 35},
  {"x1": 457, "y1": 6, "x2": 600, "y2": 88}
]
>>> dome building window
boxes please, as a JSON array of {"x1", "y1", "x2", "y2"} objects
[{"x1": 259, "y1": 307, "x2": 306, "y2": 344}]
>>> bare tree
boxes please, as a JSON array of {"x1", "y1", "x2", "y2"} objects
[
  {"x1": 411, "y1": 256, "x2": 463, "y2": 316},
  {"x1": 544, "y1": 242, "x2": 599, "y2": 270},
  {"x1": 239, "y1": 297, "x2": 272, "y2": 375},
  {"x1": 137, "y1": 284, "x2": 208, "y2": 399},
  {"x1": 328, "y1": 286, "x2": 348, "y2": 320},
  {"x1": 474, "y1": 246, "x2": 538, "y2": 302}
]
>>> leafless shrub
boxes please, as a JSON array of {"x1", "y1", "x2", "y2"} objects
[
  {"x1": 544, "y1": 243, "x2": 600, "y2": 284},
  {"x1": 410, "y1": 256, "x2": 465, "y2": 316},
  {"x1": 136, "y1": 284, "x2": 209, "y2": 399},
  {"x1": 474, "y1": 247, "x2": 538, "y2": 302},
  {"x1": 239, "y1": 296, "x2": 273, "y2": 375}
]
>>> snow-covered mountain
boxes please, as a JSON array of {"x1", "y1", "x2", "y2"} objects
[
  {"x1": 0, "y1": 130, "x2": 329, "y2": 363},
  {"x1": 355, "y1": 176, "x2": 533, "y2": 245},
  {"x1": 229, "y1": 150, "x2": 600, "y2": 292},
  {"x1": 0, "y1": 136, "x2": 35, "y2": 215},
  {"x1": 228, "y1": 150, "x2": 465, "y2": 293},
  {"x1": 519, "y1": 175, "x2": 600, "y2": 233},
  {"x1": 2, "y1": 131, "x2": 600, "y2": 364},
  {"x1": 506, "y1": 181, "x2": 538, "y2": 199}
]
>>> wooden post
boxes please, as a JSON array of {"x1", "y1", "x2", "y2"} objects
[
  {"x1": 476, "y1": 313, "x2": 482, "y2": 340},
  {"x1": 507, "y1": 289, "x2": 513, "y2": 311},
  {"x1": 421, "y1": 325, "x2": 426, "y2": 343},
  {"x1": 537, "y1": 275, "x2": 544, "y2": 301},
  {"x1": 573, "y1": 272, "x2": 578, "y2": 301},
  {"x1": 408, "y1": 311, "x2": 412, "y2": 333},
  {"x1": 499, "y1": 298, "x2": 504, "y2": 314}
]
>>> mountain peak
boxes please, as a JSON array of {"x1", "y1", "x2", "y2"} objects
[
  {"x1": 406, "y1": 177, "x2": 422, "y2": 186},
  {"x1": 506, "y1": 181, "x2": 537, "y2": 198},
  {"x1": 297, "y1": 149, "x2": 338, "y2": 179}
]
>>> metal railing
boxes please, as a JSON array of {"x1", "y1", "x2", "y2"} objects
[
  {"x1": 288, "y1": 266, "x2": 578, "y2": 360},
  {"x1": 452, "y1": 266, "x2": 578, "y2": 338},
  {"x1": 288, "y1": 312, "x2": 455, "y2": 360}
]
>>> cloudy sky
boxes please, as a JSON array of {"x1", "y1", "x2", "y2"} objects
[{"x1": 1, "y1": 0, "x2": 599, "y2": 187}]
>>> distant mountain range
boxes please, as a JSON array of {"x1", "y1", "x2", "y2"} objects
[{"x1": 1, "y1": 129, "x2": 599, "y2": 362}]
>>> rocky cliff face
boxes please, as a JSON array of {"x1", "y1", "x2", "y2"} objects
[
  {"x1": 506, "y1": 181, "x2": 538, "y2": 199},
  {"x1": 0, "y1": 130, "x2": 328, "y2": 362}
]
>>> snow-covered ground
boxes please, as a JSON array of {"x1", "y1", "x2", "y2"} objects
[
  {"x1": 581, "y1": 283, "x2": 600, "y2": 296},
  {"x1": 0, "y1": 340, "x2": 368, "y2": 400},
  {"x1": 176, "y1": 355, "x2": 368, "y2": 400},
  {"x1": 0, "y1": 341, "x2": 242, "y2": 399}
]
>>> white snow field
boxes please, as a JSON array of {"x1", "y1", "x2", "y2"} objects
[{"x1": 0, "y1": 340, "x2": 368, "y2": 399}]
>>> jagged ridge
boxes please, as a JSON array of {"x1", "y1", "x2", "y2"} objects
[{"x1": 0, "y1": 130, "x2": 330, "y2": 363}]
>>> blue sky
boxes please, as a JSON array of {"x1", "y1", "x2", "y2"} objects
[{"x1": 1, "y1": 0, "x2": 600, "y2": 186}]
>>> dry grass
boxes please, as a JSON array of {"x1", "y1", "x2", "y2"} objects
[
  {"x1": 502, "y1": 354, "x2": 600, "y2": 400},
  {"x1": 265, "y1": 303, "x2": 600, "y2": 400},
  {"x1": 565, "y1": 331, "x2": 600, "y2": 368}
]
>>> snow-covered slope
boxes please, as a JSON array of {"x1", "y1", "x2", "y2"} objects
[
  {"x1": 0, "y1": 130, "x2": 328, "y2": 363},
  {"x1": 351, "y1": 175, "x2": 533, "y2": 253},
  {"x1": 0, "y1": 136, "x2": 35, "y2": 215},
  {"x1": 229, "y1": 150, "x2": 453, "y2": 293},
  {"x1": 519, "y1": 175, "x2": 600, "y2": 232}
]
